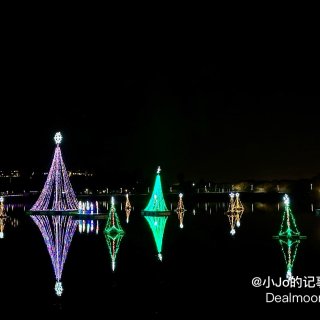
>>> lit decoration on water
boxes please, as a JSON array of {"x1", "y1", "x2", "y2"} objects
[
  {"x1": 141, "y1": 166, "x2": 170, "y2": 215},
  {"x1": 141, "y1": 167, "x2": 170, "y2": 259},
  {"x1": 104, "y1": 197, "x2": 125, "y2": 271},
  {"x1": 30, "y1": 132, "x2": 78, "y2": 212},
  {"x1": 125, "y1": 193, "x2": 132, "y2": 223},
  {"x1": 30, "y1": 214, "x2": 78, "y2": 295},
  {"x1": 273, "y1": 194, "x2": 306, "y2": 279},
  {"x1": 278, "y1": 194, "x2": 300, "y2": 238},
  {"x1": 144, "y1": 216, "x2": 168, "y2": 261},
  {"x1": 225, "y1": 193, "x2": 236, "y2": 235},
  {"x1": 175, "y1": 193, "x2": 186, "y2": 228},
  {"x1": 0, "y1": 197, "x2": 7, "y2": 238},
  {"x1": 278, "y1": 237, "x2": 301, "y2": 280},
  {"x1": 225, "y1": 192, "x2": 244, "y2": 234}
]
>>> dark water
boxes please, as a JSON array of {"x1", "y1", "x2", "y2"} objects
[{"x1": 1, "y1": 194, "x2": 320, "y2": 317}]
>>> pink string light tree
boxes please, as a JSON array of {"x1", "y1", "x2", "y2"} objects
[{"x1": 30, "y1": 132, "x2": 78, "y2": 212}]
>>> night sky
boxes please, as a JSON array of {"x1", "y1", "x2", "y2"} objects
[{"x1": 2, "y1": 32, "x2": 319, "y2": 183}]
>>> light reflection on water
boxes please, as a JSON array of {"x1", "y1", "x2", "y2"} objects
[{"x1": 1, "y1": 196, "x2": 320, "y2": 315}]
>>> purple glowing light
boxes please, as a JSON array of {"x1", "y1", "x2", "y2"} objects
[
  {"x1": 31, "y1": 215, "x2": 78, "y2": 296},
  {"x1": 31, "y1": 133, "x2": 78, "y2": 211}
]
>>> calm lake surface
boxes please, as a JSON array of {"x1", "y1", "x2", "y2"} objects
[{"x1": 1, "y1": 194, "x2": 320, "y2": 316}]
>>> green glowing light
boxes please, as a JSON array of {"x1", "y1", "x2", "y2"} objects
[
  {"x1": 279, "y1": 238, "x2": 300, "y2": 279},
  {"x1": 105, "y1": 197, "x2": 125, "y2": 234},
  {"x1": 104, "y1": 197, "x2": 125, "y2": 271},
  {"x1": 105, "y1": 231, "x2": 124, "y2": 271},
  {"x1": 142, "y1": 167, "x2": 170, "y2": 214},
  {"x1": 144, "y1": 216, "x2": 168, "y2": 260},
  {"x1": 278, "y1": 195, "x2": 300, "y2": 238}
]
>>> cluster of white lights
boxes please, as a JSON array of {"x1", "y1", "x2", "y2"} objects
[
  {"x1": 54, "y1": 132, "x2": 63, "y2": 145},
  {"x1": 284, "y1": 194, "x2": 290, "y2": 206},
  {"x1": 55, "y1": 281, "x2": 63, "y2": 296}
]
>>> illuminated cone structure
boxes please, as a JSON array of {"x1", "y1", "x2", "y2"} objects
[
  {"x1": 141, "y1": 167, "x2": 170, "y2": 216},
  {"x1": 30, "y1": 132, "x2": 78, "y2": 212},
  {"x1": 104, "y1": 197, "x2": 125, "y2": 271},
  {"x1": 278, "y1": 237, "x2": 300, "y2": 279},
  {"x1": 142, "y1": 167, "x2": 170, "y2": 260},
  {"x1": 278, "y1": 194, "x2": 300, "y2": 238},
  {"x1": 175, "y1": 193, "x2": 186, "y2": 228},
  {"x1": 125, "y1": 194, "x2": 132, "y2": 223},
  {"x1": 31, "y1": 214, "x2": 78, "y2": 296}
]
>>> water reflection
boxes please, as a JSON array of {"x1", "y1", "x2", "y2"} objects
[
  {"x1": 78, "y1": 200, "x2": 99, "y2": 215},
  {"x1": 278, "y1": 238, "x2": 301, "y2": 279},
  {"x1": 30, "y1": 214, "x2": 78, "y2": 295},
  {"x1": 104, "y1": 197, "x2": 125, "y2": 271},
  {"x1": 0, "y1": 199, "x2": 7, "y2": 239},
  {"x1": 144, "y1": 216, "x2": 168, "y2": 261},
  {"x1": 78, "y1": 219, "x2": 99, "y2": 234}
]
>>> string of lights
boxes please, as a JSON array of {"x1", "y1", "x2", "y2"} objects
[
  {"x1": 278, "y1": 194, "x2": 300, "y2": 238},
  {"x1": 31, "y1": 214, "x2": 78, "y2": 296},
  {"x1": 104, "y1": 197, "x2": 125, "y2": 271},
  {"x1": 30, "y1": 132, "x2": 78, "y2": 212},
  {"x1": 175, "y1": 193, "x2": 186, "y2": 228},
  {"x1": 125, "y1": 193, "x2": 132, "y2": 223}
]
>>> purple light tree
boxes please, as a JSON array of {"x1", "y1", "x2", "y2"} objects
[
  {"x1": 31, "y1": 214, "x2": 78, "y2": 296},
  {"x1": 30, "y1": 132, "x2": 78, "y2": 211}
]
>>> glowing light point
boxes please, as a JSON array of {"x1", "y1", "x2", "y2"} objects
[
  {"x1": 157, "y1": 166, "x2": 161, "y2": 174},
  {"x1": 112, "y1": 261, "x2": 115, "y2": 272},
  {"x1": 0, "y1": 197, "x2": 3, "y2": 203},
  {"x1": 236, "y1": 221, "x2": 240, "y2": 227},
  {"x1": 179, "y1": 193, "x2": 183, "y2": 198},
  {"x1": 54, "y1": 132, "x2": 62, "y2": 145},
  {"x1": 230, "y1": 228, "x2": 236, "y2": 235},
  {"x1": 0, "y1": 232, "x2": 3, "y2": 238},
  {"x1": 55, "y1": 281, "x2": 63, "y2": 296},
  {"x1": 180, "y1": 223, "x2": 183, "y2": 229},
  {"x1": 286, "y1": 270, "x2": 292, "y2": 279},
  {"x1": 284, "y1": 194, "x2": 290, "y2": 206},
  {"x1": 158, "y1": 253, "x2": 163, "y2": 261},
  {"x1": 111, "y1": 197, "x2": 115, "y2": 206}
]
